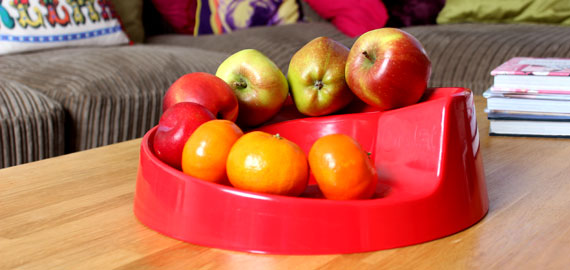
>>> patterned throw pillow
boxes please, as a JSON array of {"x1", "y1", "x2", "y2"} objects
[
  {"x1": 0, "y1": 0, "x2": 130, "y2": 55},
  {"x1": 194, "y1": 0, "x2": 302, "y2": 35}
]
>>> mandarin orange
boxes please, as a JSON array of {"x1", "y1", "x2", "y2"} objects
[
  {"x1": 308, "y1": 134, "x2": 378, "y2": 200},
  {"x1": 226, "y1": 131, "x2": 309, "y2": 196},
  {"x1": 181, "y1": 119, "x2": 243, "y2": 184}
]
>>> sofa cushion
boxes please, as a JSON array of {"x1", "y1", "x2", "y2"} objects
[
  {"x1": 0, "y1": 80, "x2": 65, "y2": 168},
  {"x1": 150, "y1": 0, "x2": 197, "y2": 35},
  {"x1": 302, "y1": 0, "x2": 388, "y2": 37},
  {"x1": 383, "y1": 0, "x2": 445, "y2": 27},
  {"x1": 111, "y1": 0, "x2": 145, "y2": 43},
  {"x1": 146, "y1": 22, "x2": 354, "y2": 72},
  {"x1": 0, "y1": 45, "x2": 229, "y2": 152},
  {"x1": 403, "y1": 23, "x2": 570, "y2": 94},
  {"x1": 194, "y1": 0, "x2": 302, "y2": 35},
  {"x1": 437, "y1": 0, "x2": 570, "y2": 25}
]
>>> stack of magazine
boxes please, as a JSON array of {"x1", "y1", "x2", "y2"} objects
[{"x1": 484, "y1": 57, "x2": 570, "y2": 138}]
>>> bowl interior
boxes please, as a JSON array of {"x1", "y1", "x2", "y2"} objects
[{"x1": 146, "y1": 87, "x2": 462, "y2": 202}]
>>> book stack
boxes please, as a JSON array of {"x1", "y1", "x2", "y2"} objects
[{"x1": 484, "y1": 57, "x2": 570, "y2": 138}]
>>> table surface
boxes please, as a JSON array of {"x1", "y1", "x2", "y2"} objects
[{"x1": 2, "y1": 96, "x2": 570, "y2": 270}]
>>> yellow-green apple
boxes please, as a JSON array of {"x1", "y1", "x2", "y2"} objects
[
  {"x1": 162, "y1": 72, "x2": 239, "y2": 122},
  {"x1": 345, "y1": 28, "x2": 431, "y2": 110},
  {"x1": 215, "y1": 49, "x2": 288, "y2": 127},
  {"x1": 287, "y1": 37, "x2": 354, "y2": 116},
  {"x1": 153, "y1": 102, "x2": 215, "y2": 169}
]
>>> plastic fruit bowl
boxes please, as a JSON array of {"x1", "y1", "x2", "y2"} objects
[{"x1": 133, "y1": 87, "x2": 488, "y2": 255}]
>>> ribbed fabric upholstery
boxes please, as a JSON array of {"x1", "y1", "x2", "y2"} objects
[
  {"x1": 0, "y1": 45, "x2": 229, "y2": 152},
  {"x1": 404, "y1": 23, "x2": 570, "y2": 94},
  {"x1": 146, "y1": 22, "x2": 355, "y2": 73},
  {"x1": 0, "y1": 80, "x2": 65, "y2": 168}
]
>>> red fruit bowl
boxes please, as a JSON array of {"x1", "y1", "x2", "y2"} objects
[{"x1": 133, "y1": 87, "x2": 488, "y2": 255}]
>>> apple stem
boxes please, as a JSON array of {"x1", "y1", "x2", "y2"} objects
[
  {"x1": 233, "y1": 80, "x2": 247, "y2": 89},
  {"x1": 362, "y1": 51, "x2": 374, "y2": 61},
  {"x1": 314, "y1": 80, "x2": 324, "y2": 90}
]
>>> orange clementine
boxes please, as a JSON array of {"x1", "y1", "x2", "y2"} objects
[
  {"x1": 226, "y1": 131, "x2": 309, "y2": 196},
  {"x1": 308, "y1": 134, "x2": 378, "y2": 200},
  {"x1": 181, "y1": 119, "x2": 243, "y2": 184}
]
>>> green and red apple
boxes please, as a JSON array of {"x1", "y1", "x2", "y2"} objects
[
  {"x1": 345, "y1": 28, "x2": 431, "y2": 111},
  {"x1": 215, "y1": 49, "x2": 289, "y2": 127},
  {"x1": 162, "y1": 72, "x2": 239, "y2": 122},
  {"x1": 287, "y1": 37, "x2": 354, "y2": 116}
]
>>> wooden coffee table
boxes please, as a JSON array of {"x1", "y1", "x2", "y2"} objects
[{"x1": 1, "y1": 96, "x2": 569, "y2": 269}]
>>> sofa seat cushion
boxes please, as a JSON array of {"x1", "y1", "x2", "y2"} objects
[
  {"x1": 403, "y1": 23, "x2": 570, "y2": 94},
  {"x1": 0, "y1": 80, "x2": 65, "y2": 168},
  {"x1": 145, "y1": 22, "x2": 355, "y2": 73},
  {"x1": 0, "y1": 45, "x2": 229, "y2": 152}
]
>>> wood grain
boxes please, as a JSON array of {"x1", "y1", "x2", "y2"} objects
[{"x1": 1, "y1": 96, "x2": 570, "y2": 269}]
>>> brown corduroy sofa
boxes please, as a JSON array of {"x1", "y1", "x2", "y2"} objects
[{"x1": 1, "y1": 2, "x2": 569, "y2": 169}]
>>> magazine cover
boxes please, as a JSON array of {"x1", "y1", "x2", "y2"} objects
[{"x1": 491, "y1": 57, "x2": 570, "y2": 76}]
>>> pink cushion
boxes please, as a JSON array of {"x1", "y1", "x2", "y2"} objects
[
  {"x1": 152, "y1": 0, "x2": 197, "y2": 34},
  {"x1": 303, "y1": 0, "x2": 389, "y2": 37}
]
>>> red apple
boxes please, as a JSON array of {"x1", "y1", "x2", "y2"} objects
[
  {"x1": 153, "y1": 102, "x2": 215, "y2": 169},
  {"x1": 162, "y1": 72, "x2": 239, "y2": 122},
  {"x1": 345, "y1": 28, "x2": 431, "y2": 110}
]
